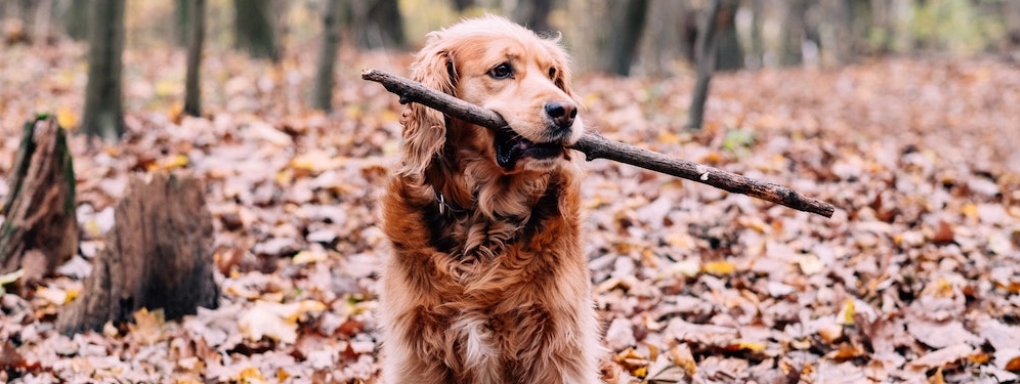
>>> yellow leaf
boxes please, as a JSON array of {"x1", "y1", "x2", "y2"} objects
[
  {"x1": 613, "y1": 347, "x2": 643, "y2": 363},
  {"x1": 967, "y1": 351, "x2": 991, "y2": 365},
  {"x1": 934, "y1": 279, "x2": 954, "y2": 297},
  {"x1": 380, "y1": 110, "x2": 400, "y2": 123},
  {"x1": 82, "y1": 219, "x2": 103, "y2": 238},
  {"x1": 154, "y1": 155, "x2": 189, "y2": 171},
  {"x1": 155, "y1": 80, "x2": 178, "y2": 97},
  {"x1": 840, "y1": 299, "x2": 856, "y2": 325},
  {"x1": 128, "y1": 308, "x2": 166, "y2": 345},
  {"x1": 225, "y1": 284, "x2": 261, "y2": 300},
  {"x1": 344, "y1": 105, "x2": 364, "y2": 120},
  {"x1": 791, "y1": 338, "x2": 811, "y2": 350},
  {"x1": 276, "y1": 368, "x2": 290, "y2": 382},
  {"x1": 928, "y1": 367, "x2": 945, "y2": 384},
  {"x1": 56, "y1": 107, "x2": 79, "y2": 129},
  {"x1": 796, "y1": 254, "x2": 825, "y2": 275},
  {"x1": 663, "y1": 233, "x2": 696, "y2": 250},
  {"x1": 647, "y1": 344, "x2": 659, "y2": 361},
  {"x1": 828, "y1": 343, "x2": 865, "y2": 361},
  {"x1": 238, "y1": 300, "x2": 326, "y2": 344},
  {"x1": 699, "y1": 151, "x2": 722, "y2": 164},
  {"x1": 275, "y1": 169, "x2": 294, "y2": 187},
  {"x1": 236, "y1": 367, "x2": 266, "y2": 384},
  {"x1": 961, "y1": 204, "x2": 978, "y2": 219},
  {"x1": 669, "y1": 344, "x2": 697, "y2": 376},
  {"x1": 736, "y1": 340, "x2": 766, "y2": 352},
  {"x1": 36, "y1": 286, "x2": 68, "y2": 305},
  {"x1": 737, "y1": 216, "x2": 768, "y2": 233},
  {"x1": 702, "y1": 260, "x2": 735, "y2": 276},
  {"x1": 65, "y1": 287, "x2": 80, "y2": 302},
  {"x1": 658, "y1": 131, "x2": 681, "y2": 144},
  {"x1": 292, "y1": 250, "x2": 327, "y2": 265},
  {"x1": 0, "y1": 269, "x2": 23, "y2": 286},
  {"x1": 103, "y1": 321, "x2": 119, "y2": 338},
  {"x1": 167, "y1": 101, "x2": 184, "y2": 123},
  {"x1": 289, "y1": 151, "x2": 340, "y2": 174},
  {"x1": 631, "y1": 366, "x2": 648, "y2": 379}
]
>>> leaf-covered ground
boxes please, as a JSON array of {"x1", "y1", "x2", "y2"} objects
[{"x1": 1, "y1": 41, "x2": 1019, "y2": 383}]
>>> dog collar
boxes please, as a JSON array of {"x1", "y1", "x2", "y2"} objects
[{"x1": 436, "y1": 192, "x2": 467, "y2": 215}]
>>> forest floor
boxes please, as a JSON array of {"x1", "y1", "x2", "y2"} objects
[{"x1": 1, "y1": 42, "x2": 1019, "y2": 383}]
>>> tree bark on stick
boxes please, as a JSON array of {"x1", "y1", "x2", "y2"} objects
[
  {"x1": 362, "y1": 69, "x2": 835, "y2": 218},
  {"x1": 0, "y1": 116, "x2": 77, "y2": 281},
  {"x1": 57, "y1": 173, "x2": 219, "y2": 335},
  {"x1": 184, "y1": 0, "x2": 204, "y2": 117},
  {"x1": 312, "y1": 0, "x2": 342, "y2": 112}
]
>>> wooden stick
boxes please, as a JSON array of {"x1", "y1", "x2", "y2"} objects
[{"x1": 362, "y1": 69, "x2": 836, "y2": 218}]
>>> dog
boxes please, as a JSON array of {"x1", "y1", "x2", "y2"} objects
[{"x1": 379, "y1": 15, "x2": 603, "y2": 384}]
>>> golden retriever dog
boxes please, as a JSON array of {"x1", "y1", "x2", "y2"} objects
[{"x1": 379, "y1": 15, "x2": 603, "y2": 384}]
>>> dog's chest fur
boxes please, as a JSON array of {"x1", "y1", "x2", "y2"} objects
[
  {"x1": 381, "y1": 170, "x2": 600, "y2": 383},
  {"x1": 424, "y1": 178, "x2": 561, "y2": 265}
]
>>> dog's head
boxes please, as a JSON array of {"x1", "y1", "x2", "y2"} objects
[{"x1": 398, "y1": 15, "x2": 584, "y2": 177}]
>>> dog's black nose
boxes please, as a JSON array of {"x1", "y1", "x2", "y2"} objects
[{"x1": 545, "y1": 102, "x2": 577, "y2": 129}]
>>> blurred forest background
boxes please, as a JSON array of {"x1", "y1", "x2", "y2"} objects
[{"x1": 3, "y1": 0, "x2": 1020, "y2": 76}]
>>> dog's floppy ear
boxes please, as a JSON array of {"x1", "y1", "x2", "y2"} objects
[{"x1": 398, "y1": 37, "x2": 457, "y2": 177}]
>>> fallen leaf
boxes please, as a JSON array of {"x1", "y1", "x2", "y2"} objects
[
  {"x1": 238, "y1": 300, "x2": 326, "y2": 344},
  {"x1": 702, "y1": 260, "x2": 735, "y2": 276}
]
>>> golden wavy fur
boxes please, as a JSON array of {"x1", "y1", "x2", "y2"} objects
[{"x1": 380, "y1": 15, "x2": 603, "y2": 384}]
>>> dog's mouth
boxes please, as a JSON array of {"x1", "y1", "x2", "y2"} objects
[{"x1": 494, "y1": 128, "x2": 564, "y2": 169}]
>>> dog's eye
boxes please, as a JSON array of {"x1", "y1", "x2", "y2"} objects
[
  {"x1": 489, "y1": 63, "x2": 513, "y2": 79},
  {"x1": 548, "y1": 67, "x2": 557, "y2": 79}
]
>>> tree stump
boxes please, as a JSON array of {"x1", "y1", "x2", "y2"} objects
[
  {"x1": 57, "y1": 173, "x2": 219, "y2": 335},
  {"x1": 0, "y1": 116, "x2": 77, "y2": 281}
]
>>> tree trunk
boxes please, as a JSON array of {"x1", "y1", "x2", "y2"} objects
[
  {"x1": 780, "y1": 0, "x2": 807, "y2": 66},
  {"x1": 233, "y1": 0, "x2": 278, "y2": 61},
  {"x1": 715, "y1": 0, "x2": 743, "y2": 71},
  {"x1": 60, "y1": 0, "x2": 88, "y2": 41},
  {"x1": 685, "y1": 0, "x2": 722, "y2": 130},
  {"x1": 0, "y1": 116, "x2": 77, "y2": 283},
  {"x1": 312, "y1": 0, "x2": 342, "y2": 112},
  {"x1": 81, "y1": 0, "x2": 125, "y2": 140},
  {"x1": 869, "y1": 0, "x2": 892, "y2": 54},
  {"x1": 175, "y1": 0, "x2": 189, "y2": 46},
  {"x1": 602, "y1": 0, "x2": 650, "y2": 76},
  {"x1": 641, "y1": 0, "x2": 687, "y2": 76},
  {"x1": 350, "y1": 0, "x2": 406, "y2": 50},
  {"x1": 825, "y1": 0, "x2": 854, "y2": 65},
  {"x1": 1004, "y1": 0, "x2": 1020, "y2": 51},
  {"x1": 451, "y1": 0, "x2": 474, "y2": 12},
  {"x1": 184, "y1": 0, "x2": 204, "y2": 117},
  {"x1": 848, "y1": 0, "x2": 871, "y2": 58},
  {"x1": 56, "y1": 173, "x2": 219, "y2": 335},
  {"x1": 512, "y1": 0, "x2": 554, "y2": 35},
  {"x1": 748, "y1": 0, "x2": 764, "y2": 69}
]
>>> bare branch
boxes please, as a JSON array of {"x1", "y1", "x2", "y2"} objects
[{"x1": 362, "y1": 69, "x2": 836, "y2": 218}]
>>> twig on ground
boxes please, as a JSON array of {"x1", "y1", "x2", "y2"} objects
[{"x1": 362, "y1": 69, "x2": 836, "y2": 218}]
